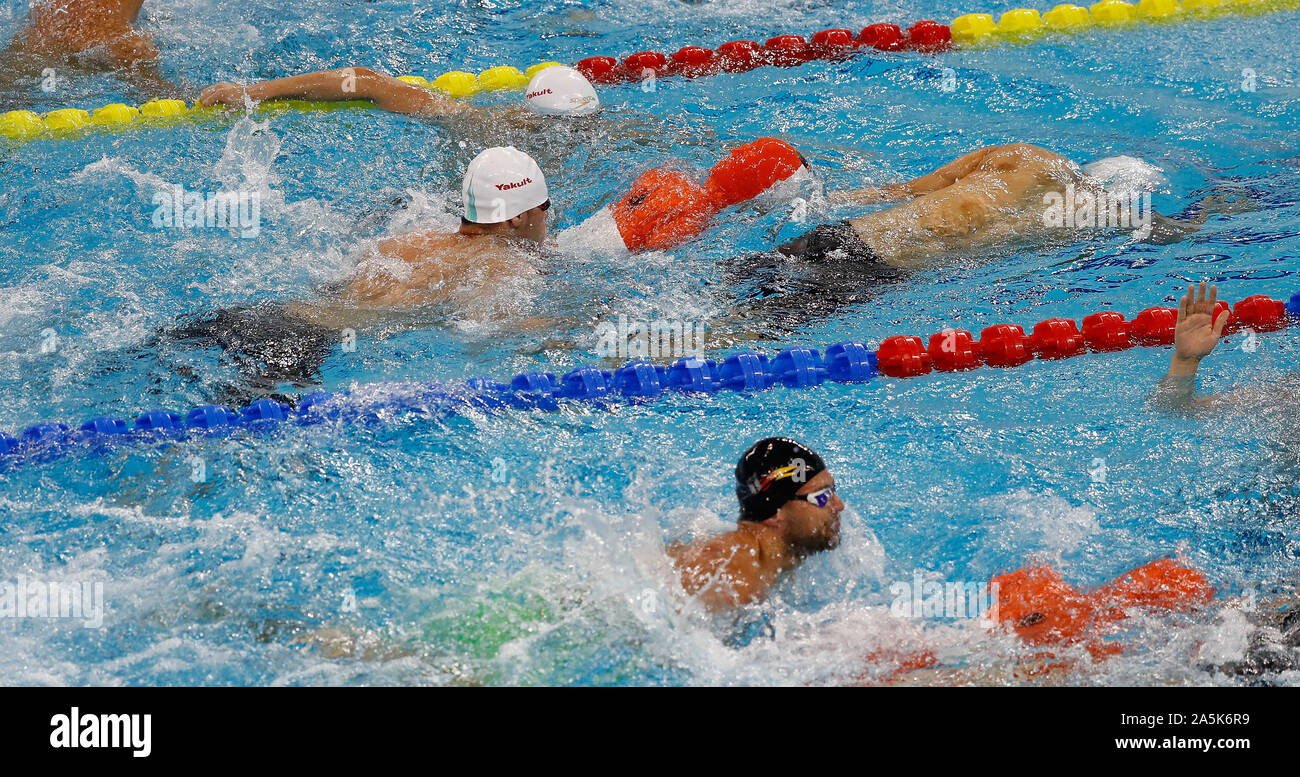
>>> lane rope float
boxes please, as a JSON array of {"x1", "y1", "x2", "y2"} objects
[
  {"x1": 4, "y1": 0, "x2": 1297, "y2": 145},
  {"x1": 2, "y1": 291, "x2": 1296, "y2": 471}
]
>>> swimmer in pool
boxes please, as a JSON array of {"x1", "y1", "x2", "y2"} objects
[
  {"x1": 169, "y1": 137, "x2": 808, "y2": 394},
  {"x1": 169, "y1": 145, "x2": 553, "y2": 392},
  {"x1": 807, "y1": 143, "x2": 1219, "y2": 268},
  {"x1": 664, "y1": 436, "x2": 1213, "y2": 685},
  {"x1": 1150, "y1": 281, "x2": 1300, "y2": 435},
  {"x1": 195, "y1": 63, "x2": 714, "y2": 168},
  {"x1": 197, "y1": 64, "x2": 809, "y2": 253},
  {"x1": 667, "y1": 438, "x2": 843, "y2": 611},
  {"x1": 0, "y1": 0, "x2": 175, "y2": 98},
  {"x1": 725, "y1": 143, "x2": 1246, "y2": 334},
  {"x1": 198, "y1": 65, "x2": 482, "y2": 121},
  {"x1": 197, "y1": 63, "x2": 604, "y2": 119},
  {"x1": 1142, "y1": 283, "x2": 1300, "y2": 681}
]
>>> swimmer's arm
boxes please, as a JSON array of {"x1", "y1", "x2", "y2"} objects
[
  {"x1": 691, "y1": 313, "x2": 772, "y2": 348},
  {"x1": 1141, "y1": 212, "x2": 1200, "y2": 246},
  {"x1": 515, "y1": 316, "x2": 571, "y2": 334},
  {"x1": 122, "y1": 64, "x2": 180, "y2": 97},
  {"x1": 198, "y1": 67, "x2": 468, "y2": 118},
  {"x1": 1153, "y1": 368, "x2": 1218, "y2": 413},
  {"x1": 1152, "y1": 282, "x2": 1228, "y2": 412},
  {"x1": 593, "y1": 111, "x2": 719, "y2": 151},
  {"x1": 1141, "y1": 193, "x2": 1260, "y2": 246}
]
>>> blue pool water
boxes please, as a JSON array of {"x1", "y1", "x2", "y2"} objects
[{"x1": 1, "y1": 0, "x2": 1299, "y2": 685}]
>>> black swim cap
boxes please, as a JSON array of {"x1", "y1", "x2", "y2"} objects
[{"x1": 735, "y1": 437, "x2": 827, "y2": 522}]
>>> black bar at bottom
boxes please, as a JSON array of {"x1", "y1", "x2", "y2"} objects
[{"x1": 0, "y1": 687, "x2": 1285, "y2": 765}]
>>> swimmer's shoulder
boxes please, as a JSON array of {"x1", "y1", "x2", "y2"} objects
[
  {"x1": 668, "y1": 533, "x2": 765, "y2": 609},
  {"x1": 378, "y1": 231, "x2": 538, "y2": 277},
  {"x1": 377, "y1": 229, "x2": 474, "y2": 260},
  {"x1": 671, "y1": 529, "x2": 764, "y2": 576}
]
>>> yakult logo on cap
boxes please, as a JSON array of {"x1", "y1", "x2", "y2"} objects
[
  {"x1": 463, "y1": 146, "x2": 548, "y2": 224},
  {"x1": 495, "y1": 178, "x2": 533, "y2": 191},
  {"x1": 523, "y1": 65, "x2": 599, "y2": 117}
]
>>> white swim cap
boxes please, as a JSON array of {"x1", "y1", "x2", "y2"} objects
[
  {"x1": 462, "y1": 146, "x2": 549, "y2": 224},
  {"x1": 523, "y1": 66, "x2": 600, "y2": 117},
  {"x1": 753, "y1": 164, "x2": 818, "y2": 207},
  {"x1": 1082, "y1": 155, "x2": 1169, "y2": 196}
]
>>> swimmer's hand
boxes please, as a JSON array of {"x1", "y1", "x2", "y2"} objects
[
  {"x1": 198, "y1": 82, "x2": 248, "y2": 108},
  {"x1": 1170, "y1": 281, "x2": 1228, "y2": 376},
  {"x1": 1154, "y1": 282, "x2": 1228, "y2": 412}
]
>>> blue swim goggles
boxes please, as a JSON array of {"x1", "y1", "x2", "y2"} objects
[{"x1": 802, "y1": 484, "x2": 836, "y2": 508}]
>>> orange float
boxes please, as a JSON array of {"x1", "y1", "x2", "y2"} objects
[{"x1": 990, "y1": 559, "x2": 1214, "y2": 658}]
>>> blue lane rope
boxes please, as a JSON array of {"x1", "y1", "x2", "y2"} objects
[
  {"x1": 0, "y1": 342, "x2": 879, "y2": 470},
  {"x1": 4, "y1": 289, "x2": 1299, "y2": 471}
]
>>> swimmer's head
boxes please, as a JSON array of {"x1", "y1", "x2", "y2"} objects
[
  {"x1": 524, "y1": 66, "x2": 600, "y2": 117},
  {"x1": 735, "y1": 437, "x2": 842, "y2": 551},
  {"x1": 704, "y1": 138, "x2": 811, "y2": 209},
  {"x1": 1081, "y1": 155, "x2": 1169, "y2": 197},
  {"x1": 461, "y1": 146, "x2": 551, "y2": 243},
  {"x1": 756, "y1": 164, "x2": 817, "y2": 207}
]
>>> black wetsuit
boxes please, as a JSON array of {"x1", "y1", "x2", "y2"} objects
[
  {"x1": 167, "y1": 302, "x2": 341, "y2": 394},
  {"x1": 725, "y1": 221, "x2": 909, "y2": 334},
  {"x1": 775, "y1": 220, "x2": 887, "y2": 264},
  {"x1": 1204, "y1": 605, "x2": 1300, "y2": 686}
]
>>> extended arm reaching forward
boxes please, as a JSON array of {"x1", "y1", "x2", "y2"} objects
[{"x1": 198, "y1": 66, "x2": 470, "y2": 118}]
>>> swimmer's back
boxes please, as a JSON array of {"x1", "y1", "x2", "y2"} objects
[
  {"x1": 8, "y1": 0, "x2": 149, "y2": 59},
  {"x1": 338, "y1": 230, "x2": 540, "y2": 310},
  {"x1": 848, "y1": 145, "x2": 1087, "y2": 266}
]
